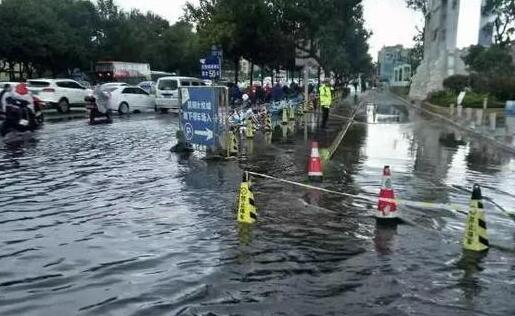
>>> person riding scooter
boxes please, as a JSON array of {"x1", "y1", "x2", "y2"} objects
[
  {"x1": 86, "y1": 85, "x2": 113, "y2": 124},
  {"x1": 0, "y1": 83, "x2": 39, "y2": 137}
]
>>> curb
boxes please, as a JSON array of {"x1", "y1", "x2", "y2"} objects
[
  {"x1": 390, "y1": 92, "x2": 515, "y2": 156},
  {"x1": 45, "y1": 114, "x2": 86, "y2": 122}
]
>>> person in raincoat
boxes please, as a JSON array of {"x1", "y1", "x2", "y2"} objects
[
  {"x1": 0, "y1": 83, "x2": 37, "y2": 137},
  {"x1": 89, "y1": 85, "x2": 113, "y2": 124}
]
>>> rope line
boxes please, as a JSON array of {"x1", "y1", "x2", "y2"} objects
[
  {"x1": 327, "y1": 102, "x2": 365, "y2": 159},
  {"x1": 247, "y1": 171, "x2": 467, "y2": 216}
]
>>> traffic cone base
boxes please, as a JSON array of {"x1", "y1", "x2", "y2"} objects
[
  {"x1": 245, "y1": 119, "x2": 254, "y2": 139},
  {"x1": 237, "y1": 178, "x2": 257, "y2": 224},
  {"x1": 376, "y1": 166, "x2": 399, "y2": 220},
  {"x1": 308, "y1": 141, "x2": 323, "y2": 180},
  {"x1": 265, "y1": 115, "x2": 273, "y2": 131},
  {"x1": 463, "y1": 186, "x2": 489, "y2": 252},
  {"x1": 229, "y1": 131, "x2": 239, "y2": 156},
  {"x1": 282, "y1": 108, "x2": 288, "y2": 125}
]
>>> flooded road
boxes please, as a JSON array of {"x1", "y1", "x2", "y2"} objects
[{"x1": 1, "y1": 91, "x2": 515, "y2": 315}]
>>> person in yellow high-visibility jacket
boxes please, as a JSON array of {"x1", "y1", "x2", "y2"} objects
[{"x1": 319, "y1": 79, "x2": 333, "y2": 129}]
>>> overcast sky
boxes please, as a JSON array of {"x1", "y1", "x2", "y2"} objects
[{"x1": 114, "y1": 0, "x2": 482, "y2": 61}]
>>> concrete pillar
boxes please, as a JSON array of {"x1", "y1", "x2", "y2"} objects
[
  {"x1": 457, "y1": 105, "x2": 463, "y2": 118},
  {"x1": 449, "y1": 103, "x2": 455, "y2": 116},
  {"x1": 475, "y1": 109, "x2": 483, "y2": 126},
  {"x1": 489, "y1": 112, "x2": 496, "y2": 131},
  {"x1": 465, "y1": 107, "x2": 472, "y2": 121},
  {"x1": 483, "y1": 97, "x2": 488, "y2": 110}
]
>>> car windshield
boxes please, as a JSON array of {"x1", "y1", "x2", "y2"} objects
[
  {"x1": 28, "y1": 81, "x2": 50, "y2": 88},
  {"x1": 102, "y1": 87, "x2": 119, "y2": 92},
  {"x1": 158, "y1": 79, "x2": 178, "y2": 91}
]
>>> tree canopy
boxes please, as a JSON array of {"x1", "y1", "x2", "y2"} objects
[
  {"x1": 0, "y1": 0, "x2": 205, "y2": 79},
  {"x1": 186, "y1": 0, "x2": 373, "y2": 83},
  {"x1": 1, "y1": 0, "x2": 374, "y2": 83}
]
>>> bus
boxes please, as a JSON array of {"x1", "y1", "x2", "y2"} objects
[{"x1": 95, "y1": 61, "x2": 151, "y2": 85}]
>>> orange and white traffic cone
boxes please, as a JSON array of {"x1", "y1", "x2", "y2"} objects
[
  {"x1": 308, "y1": 141, "x2": 323, "y2": 181},
  {"x1": 376, "y1": 166, "x2": 399, "y2": 222}
]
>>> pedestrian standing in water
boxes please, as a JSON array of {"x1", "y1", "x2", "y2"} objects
[{"x1": 319, "y1": 79, "x2": 333, "y2": 129}]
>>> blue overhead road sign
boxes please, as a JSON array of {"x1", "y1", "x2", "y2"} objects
[{"x1": 181, "y1": 87, "x2": 219, "y2": 147}]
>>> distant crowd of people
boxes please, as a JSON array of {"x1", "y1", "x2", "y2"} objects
[
  {"x1": 227, "y1": 79, "x2": 335, "y2": 129},
  {"x1": 228, "y1": 81, "x2": 319, "y2": 106}
]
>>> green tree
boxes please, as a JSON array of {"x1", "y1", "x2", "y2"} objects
[
  {"x1": 0, "y1": 0, "x2": 98, "y2": 77},
  {"x1": 405, "y1": 0, "x2": 427, "y2": 75},
  {"x1": 484, "y1": 0, "x2": 515, "y2": 45},
  {"x1": 408, "y1": 27, "x2": 424, "y2": 72},
  {"x1": 405, "y1": 0, "x2": 428, "y2": 15},
  {"x1": 463, "y1": 44, "x2": 515, "y2": 77},
  {"x1": 187, "y1": 0, "x2": 373, "y2": 84}
]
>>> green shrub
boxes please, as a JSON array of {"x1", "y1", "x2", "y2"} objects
[
  {"x1": 428, "y1": 90, "x2": 505, "y2": 108},
  {"x1": 489, "y1": 76, "x2": 515, "y2": 101},
  {"x1": 443, "y1": 75, "x2": 469, "y2": 93},
  {"x1": 469, "y1": 73, "x2": 490, "y2": 94},
  {"x1": 428, "y1": 90, "x2": 455, "y2": 107}
]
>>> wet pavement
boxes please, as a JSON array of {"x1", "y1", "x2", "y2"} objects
[{"x1": 1, "y1": 91, "x2": 515, "y2": 315}]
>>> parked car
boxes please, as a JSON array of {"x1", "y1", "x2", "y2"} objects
[
  {"x1": 27, "y1": 79, "x2": 92, "y2": 113},
  {"x1": 155, "y1": 76, "x2": 206, "y2": 113},
  {"x1": 79, "y1": 81, "x2": 92, "y2": 90},
  {"x1": 99, "y1": 82, "x2": 128, "y2": 91},
  {"x1": 0, "y1": 81, "x2": 19, "y2": 88},
  {"x1": 107, "y1": 86, "x2": 155, "y2": 114},
  {"x1": 137, "y1": 81, "x2": 156, "y2": 94}
]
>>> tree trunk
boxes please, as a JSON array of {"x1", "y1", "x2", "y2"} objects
[
  {"x1": 317, "y1": 66, "x2": 321, "y2": 85},
  {"x1": 250, "y1": 62, "x2": 254, "y2": 87},
  {"x1": 234, "y1": 58, "x2": 239, "y2": 84},
  {"x1": 8, "y1": 62, "x2": 15, "y2": 81},
  {"x1": 261, "y1": 65, "x2": 265, "y2": 86}
]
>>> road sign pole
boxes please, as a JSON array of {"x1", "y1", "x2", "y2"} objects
[{"x1": 304, "y1": 64, "x2": 309, "y2": 142}]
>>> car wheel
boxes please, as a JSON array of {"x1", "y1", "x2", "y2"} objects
[
  {"x1": 36, "y1": 113, "x2": 44, "y2": 125},
  {"x1": 160, "y1": 108, "x2": 168, "y2": 114},
  {"x1": 57, "y1": 99, "x2": 70, "y2": 113},
  {"x1": 118, "y1": 102, "x2": 129, "y2": 115}
]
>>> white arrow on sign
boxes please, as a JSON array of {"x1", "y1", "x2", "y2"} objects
[{"x1": 194, "y1": 128, "x2": 214, "y2": 141}]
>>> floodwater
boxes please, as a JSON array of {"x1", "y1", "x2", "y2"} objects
[{"x1": 1, "y1": 91, "x2": 515, "y2": 316}]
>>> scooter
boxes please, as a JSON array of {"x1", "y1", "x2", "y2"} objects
[
  {"x1": 85, "y1": 95, "x2": 113, "y2": 124},
  {"x1": 0, "y1": 98, "x2": 43, "y2": 143}
]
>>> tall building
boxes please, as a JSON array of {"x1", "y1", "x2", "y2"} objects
[
  {"x1": 377, "y1": 45, "x2": 411, "y2": 85},
  {"x1": 478, "y1": 0, "x2": 495, "y2": 47},
  {"x1": 409, "y1": 0, "x2": 466, "y2": 99}
]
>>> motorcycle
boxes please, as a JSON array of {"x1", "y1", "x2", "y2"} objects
[{"x1": 0, "y1": 100, "x2": 43, "y2": 144}]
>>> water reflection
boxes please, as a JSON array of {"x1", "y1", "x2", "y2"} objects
[
  {"x1": 456, "y1": 251, "x2": 487, "y2": 303},
  {"x1": 466, "y1": 142, "x2": 512, "y2": 174},
  {"x1": 373, "y1": 222, "x2": 398, "y2": 255}
]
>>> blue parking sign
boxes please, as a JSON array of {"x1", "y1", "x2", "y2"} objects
[
  {"x1": 181, "y1": 87, "x2": 219, "y2": 147},
  {"x1": 201, "y1": 56, "x2": 221, "y2": 80}
]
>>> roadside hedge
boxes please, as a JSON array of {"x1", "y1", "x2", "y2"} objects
[{"x1": 428, "y1": 90, "x2": 505, "y2": 108}]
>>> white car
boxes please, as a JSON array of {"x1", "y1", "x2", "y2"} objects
[
  {"x1": 106, "y1": 86, "x2": 155, "y2": 114},
  {"x1": 0, "y1": 81, "x2": 19, "y2": 88},
  {"x1": 155, "y1": 76, "x2": 206, "y2": 113},
  {"x1": 100, "y1": 82, "x2": 128, "y2": 91},
  {"x1": 27, "y1": 79, "x2": 92, "y2": 113}
]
